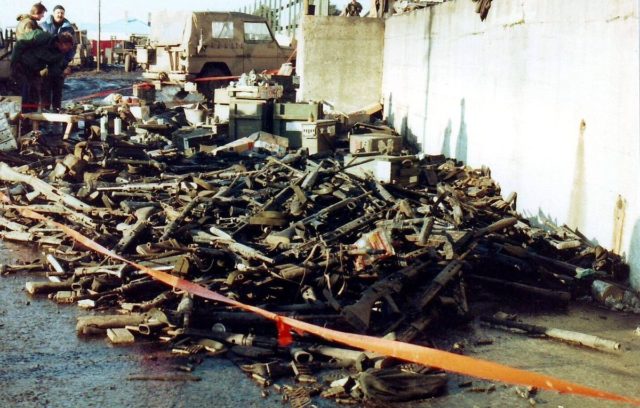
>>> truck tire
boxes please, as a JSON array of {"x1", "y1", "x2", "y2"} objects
[
  {"x1": 196, "y1": 65, "x2": 230, "y2": 102},
  {"x1": 124, "y1": 54, "x2": 132, "y2": 72}
]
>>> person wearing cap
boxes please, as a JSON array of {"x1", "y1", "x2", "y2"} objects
[
  {"x1": 15, "y1": 2, "x2": 47, "y2": 40},
  {"x1": 10, "y1": 31, "x2": 75, "y2": 113},
  {"x1": 40, "y1": 5, "x2": 76, "y2": 111}
]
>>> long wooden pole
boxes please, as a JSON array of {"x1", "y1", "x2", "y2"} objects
[{"x1": 97, "y1": 0, "x2": 101, "y2": 72}]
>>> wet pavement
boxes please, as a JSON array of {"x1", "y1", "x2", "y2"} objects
[
  {"x1": 2, "y1": 237, "x2": 639, "y2": 408},
  {"x1": 62, "y1": 70, "x2": 141, "y2": 102},
  {"x1": 0, "y1": 241, "x2": 288, "y2": 408}
]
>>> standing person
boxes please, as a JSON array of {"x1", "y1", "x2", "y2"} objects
[
  {"x1": 10, "y1": 31, "x2": 75, "y2": 113},
  {"x1": 15, "y1": 2, "x2": 47, "y2": 39},
  {"x1": 342, "y1": 0, "x2": 363, "y2": 16},
  {"x1": 40, "y1": 5, "x2": 76, "y2": 111}
]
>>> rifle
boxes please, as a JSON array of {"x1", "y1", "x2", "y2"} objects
[
  {"x1": 265, "y1": 192, "x2": 372, "y2": 248},
  {"x1": 341, "y1": 217, "x2": 516, "y2": 332},
  {"x1": 115, "y1": 206, "x2": 158, "y2": 254},
  {"x1": 340, "y1": 259, "x2": 433, "y2": 332},
  {"x1": 96, "y1": 181, "x2": 180, "y2": 192},
  {"x1": 192, "y1": 228, "x2": 275, "y2": 264},
  {"x1": 496, "y1": 242, "x2": 606, "y2": 279},
  {"x1": 277, "y1": 209, "x2": 386, "y2": 260}
]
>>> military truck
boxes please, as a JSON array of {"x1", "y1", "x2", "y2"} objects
[
  {"x1": 0, "y1": 28, "x2": 16, "y2": 93},
  {"x1": 137, "y1": 11, "x2": 294, "y2": 98},
  {"x1": 112, "y1": 34, "x2": 148, "y2": 72},
  {"x1": 69, "y1": 24, "x2": 92, "y2": 68}
]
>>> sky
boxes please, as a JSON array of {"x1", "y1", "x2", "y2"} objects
[{"x1": 1, "y1": 0, "x2": 355, "y2": 28}]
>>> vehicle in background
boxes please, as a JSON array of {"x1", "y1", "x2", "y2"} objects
[
  {"x1": 114, "y1": 34, "x2": 148, "y2": 72},
  {"x1": 0, "y1": 27, "x2": 16, "y2": 93},
  {"x1": 69, "y1": 23, "x2": 92, "y2": 68},
  {"x1": 136, "y1": 11, "x2": 294, "y2": 98}
]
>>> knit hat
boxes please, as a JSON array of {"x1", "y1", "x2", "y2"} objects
[{"x1": 53, "y1": 5, "x2": 65, "y2": 12}]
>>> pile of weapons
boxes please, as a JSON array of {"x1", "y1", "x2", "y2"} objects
[{"x1": 0, "y1": 118, "x2": 631, "y2": 405}]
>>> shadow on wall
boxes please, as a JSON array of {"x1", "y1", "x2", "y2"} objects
[
  {"x1": 387, "y1": 93, "x2": 395, "y2": 131},
  {"x1": 421, "y1": 7, "x2": 435, "y2": 151},
  {"x1": 440, "y1": 99, "x2": 468, "y2": 162},
  {"x1": 455, "y1": 98, "x2": 468, "y2": 164},
  {"x1": 386, "y1": 89, "x2": 421, "y2": 150},
  {"x1": 629, "y1": 218, "x2": 640, "y2": 290},
  {"x1": 441, "y1": 119, "x2": 452, "y2": 157},
  {"x1": 567, "y1": 119, "x2": 587, "y2": 229},
  {"x1": 401, "y1": 115, "x2": 420, "y2": 151}
]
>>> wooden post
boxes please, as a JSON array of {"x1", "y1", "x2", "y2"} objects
[
  {"x1": 97, "y1": 0, "x2": 101, "y2": 72},
  {"x1": 288, "y1": 0, "x2": 293, "y2": 36}
]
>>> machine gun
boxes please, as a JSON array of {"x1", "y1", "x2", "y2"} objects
[{"x1": 341, "y1": 217, "x2": 517, "y2": 333}]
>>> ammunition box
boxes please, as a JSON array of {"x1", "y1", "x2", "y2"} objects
[
  {"x1": 272, "y1": 103, "x2": 323, "y2": 148},
  {"x1": 301, "y1": 119, "x2": 337, "y2": 155},
  {"x1": 229, "y1": 98, "x2": 273, "y2": 140},
  {"x1": 228, "y1": 85, "x2": 283, "y2": 100},
  {"x1": 214, "y1": 88, "x2": 231, "y2": 105},
  {"x1": 172, "y1": 128, "x2": 217, "y2": 150},
  {"x1": 273, "y1": 103, "x2": 322, "y2": 121},
  {"x1": 343, "y1": 154, "x2": 419, "y2": 185},
  {"x1": 349, "y1": 133, "x2": 403, "y2": 154},
  {"x1": 273, "y1": 119, "x2": 304, "y2": 148}
]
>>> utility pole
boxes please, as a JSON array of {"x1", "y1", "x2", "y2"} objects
[{"x1": 97, "y1": 0, "x2": 101, "y2": 72}]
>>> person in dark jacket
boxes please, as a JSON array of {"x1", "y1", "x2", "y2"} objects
[
  {"x1": 15, "y1": 2, "x2": 47, "y2": 40},
  {"x1": 40, "y1": 5, "x2": 76, "y2": 111},
  {"x1": 341, "y1": 0, "x2": 363, "y2": 16},
  {"x1": 10, "y1": 31, "x2": 74, "y2": 112}
]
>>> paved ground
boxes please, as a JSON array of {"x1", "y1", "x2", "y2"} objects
[{"x1": 2, "y1": 241, "x2": 639, "y2": 408}]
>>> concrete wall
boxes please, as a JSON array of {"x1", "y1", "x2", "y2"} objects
[
  {"x1": 382, "y1": 0, "x2": 640, "y2": 288},
  {"x1": 298, "y1": 16, "x2": 385, "y2": 113}
]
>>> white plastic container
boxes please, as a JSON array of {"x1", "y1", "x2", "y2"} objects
[
  {"x1": 113, "y1": 117, "x2": 122, "y2": 135},
  {"x1": 99, "y1": 116, "x2": 108, "y2": 141}
]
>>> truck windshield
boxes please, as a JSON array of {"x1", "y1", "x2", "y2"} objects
[
  {"x1": 150, "y1": 11, "x2": 190, "y2": 45},
  {"x1": 244, "y1": 22, "x2": 272, "y2": 42}
]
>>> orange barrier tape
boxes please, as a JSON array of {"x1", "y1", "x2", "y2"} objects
[
  {"x1": 194, "y1": 75, "x2": 241, "y2": 83},
  {"x1": 20, "y1": 207, "x2": 640, "y2": 406}
]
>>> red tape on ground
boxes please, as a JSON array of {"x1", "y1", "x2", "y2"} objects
[{"x1": 20, "y1": 208, "x2": 640, "y2": 406}]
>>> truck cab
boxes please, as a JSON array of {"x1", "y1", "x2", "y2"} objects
[{"x1": 137, "y1": 12, "x2": 294, "y2": 96}]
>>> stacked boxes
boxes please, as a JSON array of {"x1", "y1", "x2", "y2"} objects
[
  {"x1": 213, "y1": 88, "x2": 231, "y2": 122},
  {"x1": 272, "y1": 102, "x2": 323, "y2": 148},
  {"x1": 227, "y1": 84, "x2": 282, "y2": 140},
  {"x1": 0, "y1": 96, "x2": 20, "y2": 152},
  {"x1": 343, "y1": 154, "x2": 419, "y2": 185},
  {"x1": 301, "y1": 119, "x2": 337, "y2": 155}
]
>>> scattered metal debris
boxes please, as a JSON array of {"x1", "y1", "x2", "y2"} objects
[{"x1": 0, "y1": 70, "x2": 633, "y2": 406}]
